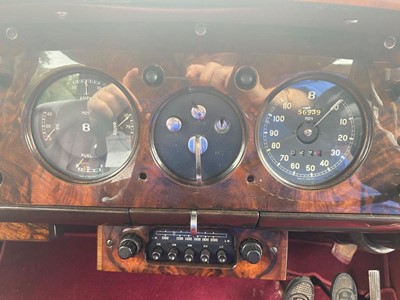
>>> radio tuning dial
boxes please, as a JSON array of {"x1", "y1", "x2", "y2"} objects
[{"x1": 118, "y1": 234, "x2": 142, "y2": 259}]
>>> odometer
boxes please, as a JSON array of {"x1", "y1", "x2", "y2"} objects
[{"x1": 256, "y1": 73, "x2": 372, "y2": 189}]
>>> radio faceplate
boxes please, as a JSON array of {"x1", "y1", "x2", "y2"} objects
[
  {"x1": 147, "y1": 228, "x2": 235, "y2": 265},
  {"x1": 98, "y1": 225, "x2": 288, "y2": 281}
]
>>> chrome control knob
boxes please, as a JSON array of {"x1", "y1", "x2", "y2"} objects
[
  {"x1": 184, "y1": 248, "x2": 195, "y2": 262},
  {"x1": 191, "y1": 104, "x2": 206, "y2": 120},
  {"x1": 168, "y1": 247, "x2": 179, "y2": 261},
  {"x1": 217, "y1": 249, "x2": 227, "y2": 264},
  {"x1": 200, "y1": 248, "x2": 211, "y2": 263},
  {"x1": 151, "y1": 246, "x2": 163, "y2": 261},
  {"x1": 166, "y1": 117, "x2": 182, "y2": 132},
  {"x1": 188, "y1": 136, "x2": 208, "y2": 154}
]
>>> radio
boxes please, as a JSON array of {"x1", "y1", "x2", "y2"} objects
[{"x1": 147, "y1": 229, "x2": 236, "y2": 265}]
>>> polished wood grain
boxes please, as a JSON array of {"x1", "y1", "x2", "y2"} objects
[
  {"x1": 97, "y1": 225, "x2": 288, "y2": 280},
  {"x1": 0, "y1": 51, "x2": 399, "y2": 217},
  {"x1": 0, "y1": 222, "x2": 51, "y2": 241},
  {"x1": 0, "y1": 0, "x2": 400, "y2": 221}
]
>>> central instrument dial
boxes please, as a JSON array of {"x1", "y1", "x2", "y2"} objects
[{"x1": 151, "y1": 87, "x2": 246, "y2": 186}]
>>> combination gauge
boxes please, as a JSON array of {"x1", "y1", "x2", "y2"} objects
[
  {"x1": 256, "y1": 73, "x2": 372, "y2": 189},
  {"x1": 25, "y1": 66, "x2": 140, "y2": 183}
]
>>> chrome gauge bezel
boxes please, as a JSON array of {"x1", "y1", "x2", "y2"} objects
[
  {"x1": 23, "y1": 65, "x2": 140, "y2": 184},
  {"x1": 150, "y1": 87, "x2": 248, "y2": 186},
  {"x1": 255, "y1": 72, "x2": 373, "y2": 190}
]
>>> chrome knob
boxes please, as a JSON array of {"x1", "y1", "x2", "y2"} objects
[
  {"x1": 166, "y1": 117, "x2": 182, "y2": 132},
  {"x1": 151, "y1": 246, "x2": 163, "y2": 261},
  {"x1": 214, "y1": 118, "x2": 231, "y2": 134},
  {"x1": 188, "y1": 136, "x2": 208, "y2": 154},
  {"x1": 217, "y1": 249, "x2": 227, "y2": 263},
  {"x1": 184, "y1": 248, "x2": 195, "y2": 262},
  {"x1": 168, "y1": 247, "x2": 178, "y2": 261},
  {"x1": 200, "y1": 248, "x2": 211, "y2": 263},
  {"x1": 191, "y1": 104, "x2": 206, "y2": 120}
]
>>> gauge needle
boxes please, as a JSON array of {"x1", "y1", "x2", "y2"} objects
[
  {"x1": 315, "y1": 99, "x2": 343, "y2": 127},
  {"x1": 118, "y1": 115, "x2": 131, "y2": 127},
  {"x1": 84, "y1": 80, "x2": 89, "y2": 96},
  {"x1": 45, "y1": 128, "x2": 56, "y2": 140},
  {"x1": 75, "y1": 158, "x2": 84, "y2": 168},
  {"x1": 195, "y1": 136, "x2": 202, "y2": 184}
]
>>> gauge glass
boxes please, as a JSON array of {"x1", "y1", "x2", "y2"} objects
[
  {"x1": 151, "y1": 88, "x2": 246, "y2": 186},
  {"x1": 256, "y1": 74, "x2": 371, "y2": 189},
  {"x1": 28, "y1": 67, "x2": 139, "y2": 183}
]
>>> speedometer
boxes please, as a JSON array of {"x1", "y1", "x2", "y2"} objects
[{"x1": 256, "y1": 73, "x2": 372, "y2": 189}]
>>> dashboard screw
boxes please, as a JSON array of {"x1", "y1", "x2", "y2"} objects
[
  {"x1": 194, "y1": 23, "x2": 207, "y2": 36},
  {"x1": 384, "y1": 36, "x2": 396, "y2": 50},
  {"x1": 5, "y1": 27, "x2": 18, "y2": 40},
  {"x1": 106, "y1": 239, "x2": 114, "y2": 248}
]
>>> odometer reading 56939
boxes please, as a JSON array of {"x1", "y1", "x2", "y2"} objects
[{"x1": 256, "y1": 74, "x2": 371, "y2": 189}]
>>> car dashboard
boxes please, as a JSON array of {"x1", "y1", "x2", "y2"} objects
[{"x1": 1, "y1": 0, "x2": 400, "y2": 283}]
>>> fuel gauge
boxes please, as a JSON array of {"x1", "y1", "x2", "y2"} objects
[{"x1": 69, "y1": 156, "x2": 104, "y2": 175}]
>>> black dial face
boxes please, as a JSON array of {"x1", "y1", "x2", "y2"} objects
[
  {"x1": 27, "y1": 67, "x2": 139, "y2": 183},
  {"x1": 151, "y1": 88, "x2": 246, "y2": 186},
  {"x1": 256, "y1": 74, "x2": 371, "y2": 189}
]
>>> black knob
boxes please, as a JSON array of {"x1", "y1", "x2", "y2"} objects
[
  {"x1": 118, "y1": 234, "x2": 142, "y2": 259},
  {"x1": 217, "y1": 249, "x2": 227, "y2": 264},
  {"x1": 143, "y1": 65, "x2": 164, "y2": 87},
  {"x1": 168, "y1": 247, "x2": 179, "y2": 261},
  {"x1": 184, "y1": 248, "x2": 195, "y2": 262},
  {"x1": 151, "y1": 246, "x2": 163, "y2": 261},
  {"x1": 240, "y1": 239, "x2": 262, "y2": 264},
  {"x1": 200, "y1": 248, "x2": 211, "y2": 263},
  {"x1": 234, "y1": 66, "x2": 258, "y2": 91}
]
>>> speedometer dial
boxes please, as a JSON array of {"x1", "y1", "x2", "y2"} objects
[{"x1": 256, "y1": 73, "x2": 372, "y2": 189}]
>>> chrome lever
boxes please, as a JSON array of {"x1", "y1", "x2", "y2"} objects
[
  {"x1": 195, "y1": 136, "x2": 202, "y2": 184},
  {"x1": 190, "y1": 210, "x2": 198, "y2": 236},
  {"x1": 368, "y1": 270, "x2": 381, "y2": 300}
]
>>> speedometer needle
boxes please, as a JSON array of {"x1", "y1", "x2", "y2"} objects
[
  {"x1": 314, "y1": 99, "x2": 343, "y2": 127},
  {"x1": 118, "y1": 115, "x2": 131, "y2": 127}
]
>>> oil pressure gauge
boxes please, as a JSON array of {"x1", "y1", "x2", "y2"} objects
[
  {"x1": 256, "y1": 73, "x2": 372, "y2": 189},
  {"x1": 25, "y1": 66, "x2": 140, "y2": 183}
]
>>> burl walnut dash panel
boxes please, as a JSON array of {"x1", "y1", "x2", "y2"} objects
[
  {"x1": 0, "y1": 223, "x2": 51, "y2": 241},
  {"x1": 97, "y1": 226, "x2": 288, "y2": 281},
  {"x1": 1, "y1": 0, "x2": 400, "y2": 217}
]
